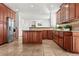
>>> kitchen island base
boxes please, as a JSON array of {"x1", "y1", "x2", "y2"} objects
[{"x1": 23, "y1": 30, "x2": 42, "y2": 44}]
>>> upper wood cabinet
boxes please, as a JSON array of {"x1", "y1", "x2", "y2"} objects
[
  {"x1": 64, "y1": 3, "x2": 70, "y2": 22},
  {"x1": 60, "y1": 4, "x2": 64, "y2": 23},
  {"x1": 61, "y1": 3, "x2": 70, "y2": 23},
  {"x1": 3, "y1": 5, "x2": 8, "y2": 23},
  {"x1": 69, "y1": 3, "x2": 76, "y2": 21},
  {"x1": 0, "y1": 3, "x2": 16, "y2": 23},
  {"x1": 76, "y1": 3, "x2": 79, "y2": 19},
  {"x1": 56, "y1": 3, "x2": 79, "y2": 24},
  {"x1": 0, "y1": 4, "x2": 4, "y2": 22},
  {"x1": 57, "y1": 3, "x2": 70, "y2": 24},
  {"x1": 56, "y1": 9, "x2": 61, "y2": 24}
]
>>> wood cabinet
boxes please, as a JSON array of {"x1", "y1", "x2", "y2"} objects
[
  {"x1": 3, "y1": 5, "x2": 8, "y2": 23},
  {"x1": 56, "y1": 3, "x2": 79, "y2": 23},
  {"x1": 56, "y1": 9, "x2": 61, "y2": 24},
  {"x1": 47, "y1": 30, "x2": 53, "y2": 40},
  {"x1": 0, "y1": 23, "x2": 4, "y2": 44},
  {"x1": 76, "y1": 3, "x2": 79, "y2": 19},
  {"x1": 3, "y1": 23, "x2": 7, "y2": 43},
  {"x1": 52, "y1": 31, "x2": 59, "y2": 44},
  {"x1": 53, "y1": 31, "x2": 79, "y2": 53},
  {"x1": 23, "y1": 31, "x2": 42, "y2": 44},
  {"x1": 58, "y1": 31, "x2": 64, "y2": 47},
  {"x1": 42, "y1": 30, "x2": 48, "y2": 39},
  {"x1": 57, "y1": 3, "x2": 70, "y2": 24},
  {"x1": 42, "y1": 30, "x2": 53, "y2": 40},
  {"x1": 60, "y1": 4, "x2": 64, "y2": 23},
  {"x1": 73, "y1": 32, "x2": 79, "y2": 53},
  {"x1": 63, "y1": 32, "x2": 73, "y2": 51},
  {"x1": 0, "y1": 3, "x2": 16, "y2": 45},
  {"x1": 53, "y1": 31, "x2": 74, "y2": 52},
  {"x1": 64, "y1": 3, "x2": 70, "y2": 22},
  {"x1": 0, "y1": 4, "x2": 4, "y2": 22},
  {"x1": 69, "y1": 3, "x2": 76, "y2": 21}
]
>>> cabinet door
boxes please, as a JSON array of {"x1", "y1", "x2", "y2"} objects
[
  {"x1": 64, "y1": 36, "x2": 73, "y2": 51},
  {"x1": 3, "y1": 23, "x2": 7, "y2": 43},
  {"x1": 69, "y1": 3, "x2": 76, "y2": 21},
  {"x1": 27, "y1": 32, "x2": 33, "y2": 43},
  {"x1": 60, "y1": 4, "x2": 70, "y2": 23},
  {"x1": 23, "y1": 32, "x2": 33, "y2": 43},
  {"x1": 59, "y1": 37, "x2": 63, "y2": 47},
  {"x1": 64, "y1": 4, "x2": 70, "y2": 22},
  {"x1": 47, "y1": 30, "x2": 53, "y2": 40},
  {"x1": 73, "y1": 37, "x2": 79, "y2": 53},
  {"x1": 0, "y1": 4, "x2": 1, "y2": 22},
  {"x1": 0, "y1": 4, "x2": 4, "y2": 22},
  {"x1": 76, "y1": 3, "x2": 79, "y2": 19},
  {"x1": 56, "y1": 9, "x2": 61, "y2": 24},
  {"x1": 23, "y1": 32, "x2": 27, "y2": 43},
  {"x1": 42, "y1": 30, "x2": 48, "y2": 39},
  {"x1": 32, "y1": 31, "x2": 42, "y2": 43},
  {"x1": 4, "y1": 6, "x2": 8, "y2": 23},
  {"x1": 0, "y1": 23, "x2": 4, "y2": 44},
  {"x1": 60, "y1": 5, "x2": 64, "y2": 23}
]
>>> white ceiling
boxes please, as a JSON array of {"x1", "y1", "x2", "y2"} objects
[{"x1": 4, "y1": 3, "x2": 61, "y2": 20}]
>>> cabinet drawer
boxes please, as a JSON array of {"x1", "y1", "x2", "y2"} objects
[
  {"x1": 64, "y1": 32, "x2": 72, "y2": 36},
  {"x1": 73, "y1": 32, "x2": 79, "y2": 37}
]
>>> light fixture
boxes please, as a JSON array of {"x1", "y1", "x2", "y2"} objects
[
  {"x1": 31, "y1": 5, "x2": 34, "y2": 8},
  {"x1": 16, "y1": 9, "x2": 19, "y2": 11}
]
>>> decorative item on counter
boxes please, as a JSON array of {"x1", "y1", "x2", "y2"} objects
[
  {"x1": 57, "y1": 26, "x2": 62, "y2": 30},
  {"x1": 31, "y1": 24, "x2": 36, "y2": 28},
  {"x1": 38, "y1": 23, "x2": 42, "y2": 26},
  {"x1": 31, "y1": 21, "x2": 36, "y2": 28},
  {"x1": 64, "y1": 25, "x2": 72, "y2": 31}
]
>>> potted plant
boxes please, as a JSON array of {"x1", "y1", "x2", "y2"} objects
[
  {"x1": 64, "y1": 25, "x2": 72, "y2": 31},
  {"x1": 57, "y1": 26, "x2": 62, "y2": 30}
]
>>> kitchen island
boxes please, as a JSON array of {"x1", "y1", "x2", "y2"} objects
[{"x1": 23, "y1": 30, "x2": 42, "y2": 44}]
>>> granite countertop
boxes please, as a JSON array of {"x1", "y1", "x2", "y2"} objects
[
  {"x1": 23, "y1": 29, "x2": 79, "y2": 32},
  {"x1": 23, "y1": 30, "x2": 43, "y2": 32},
  {"x1": 53, "y1": 30, "x2": 79, "y2": 32}
]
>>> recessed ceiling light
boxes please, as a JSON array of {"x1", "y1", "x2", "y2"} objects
[
  {"x1": 16, "y1": 9, "x2": 19, "y2": 11},
  {"x1": 31, "y1": 5, "x2": 34, "y2": 8}
]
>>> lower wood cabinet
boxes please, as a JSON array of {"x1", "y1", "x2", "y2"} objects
[
  {"x1": 73, "y1": 36, "x2": 79, "y2": 53},
  {"x1": 42, "y1": 30, "x2": 53, "y2": 40},
  {"x1": 23, "y1": 31, "x2": 42, "y2": 44},
  {"x1": 73, "y1": 32, "x2": 79, "y2": 53},
  {"x1": 47, "y1": 30, "x2": 53, "y2": 40},
  {"x1": 53, "y1": 31, "x2": 79, "y2": 53},
  {"x1": 42, "y1": 30, "x2": 48, "y2": 39},
  {"x1": 58, "y1": 32, "x2": 64, "y2": 47},
  {"x1": 63, "y1": 32, "x2": 73, "y2": 51}
]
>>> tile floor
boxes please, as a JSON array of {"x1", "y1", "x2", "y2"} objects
[{"x1": 0, "y1": 38, "x2": 79, "y2": 56}]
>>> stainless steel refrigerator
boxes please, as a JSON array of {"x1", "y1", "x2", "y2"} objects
[{"x1": 7, "y1": 17, "x2": 14, "y2": 43}]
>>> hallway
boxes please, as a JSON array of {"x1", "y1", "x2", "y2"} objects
[{"x1": 0, "y1": 38, "x2": 79, "y2": 56}]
